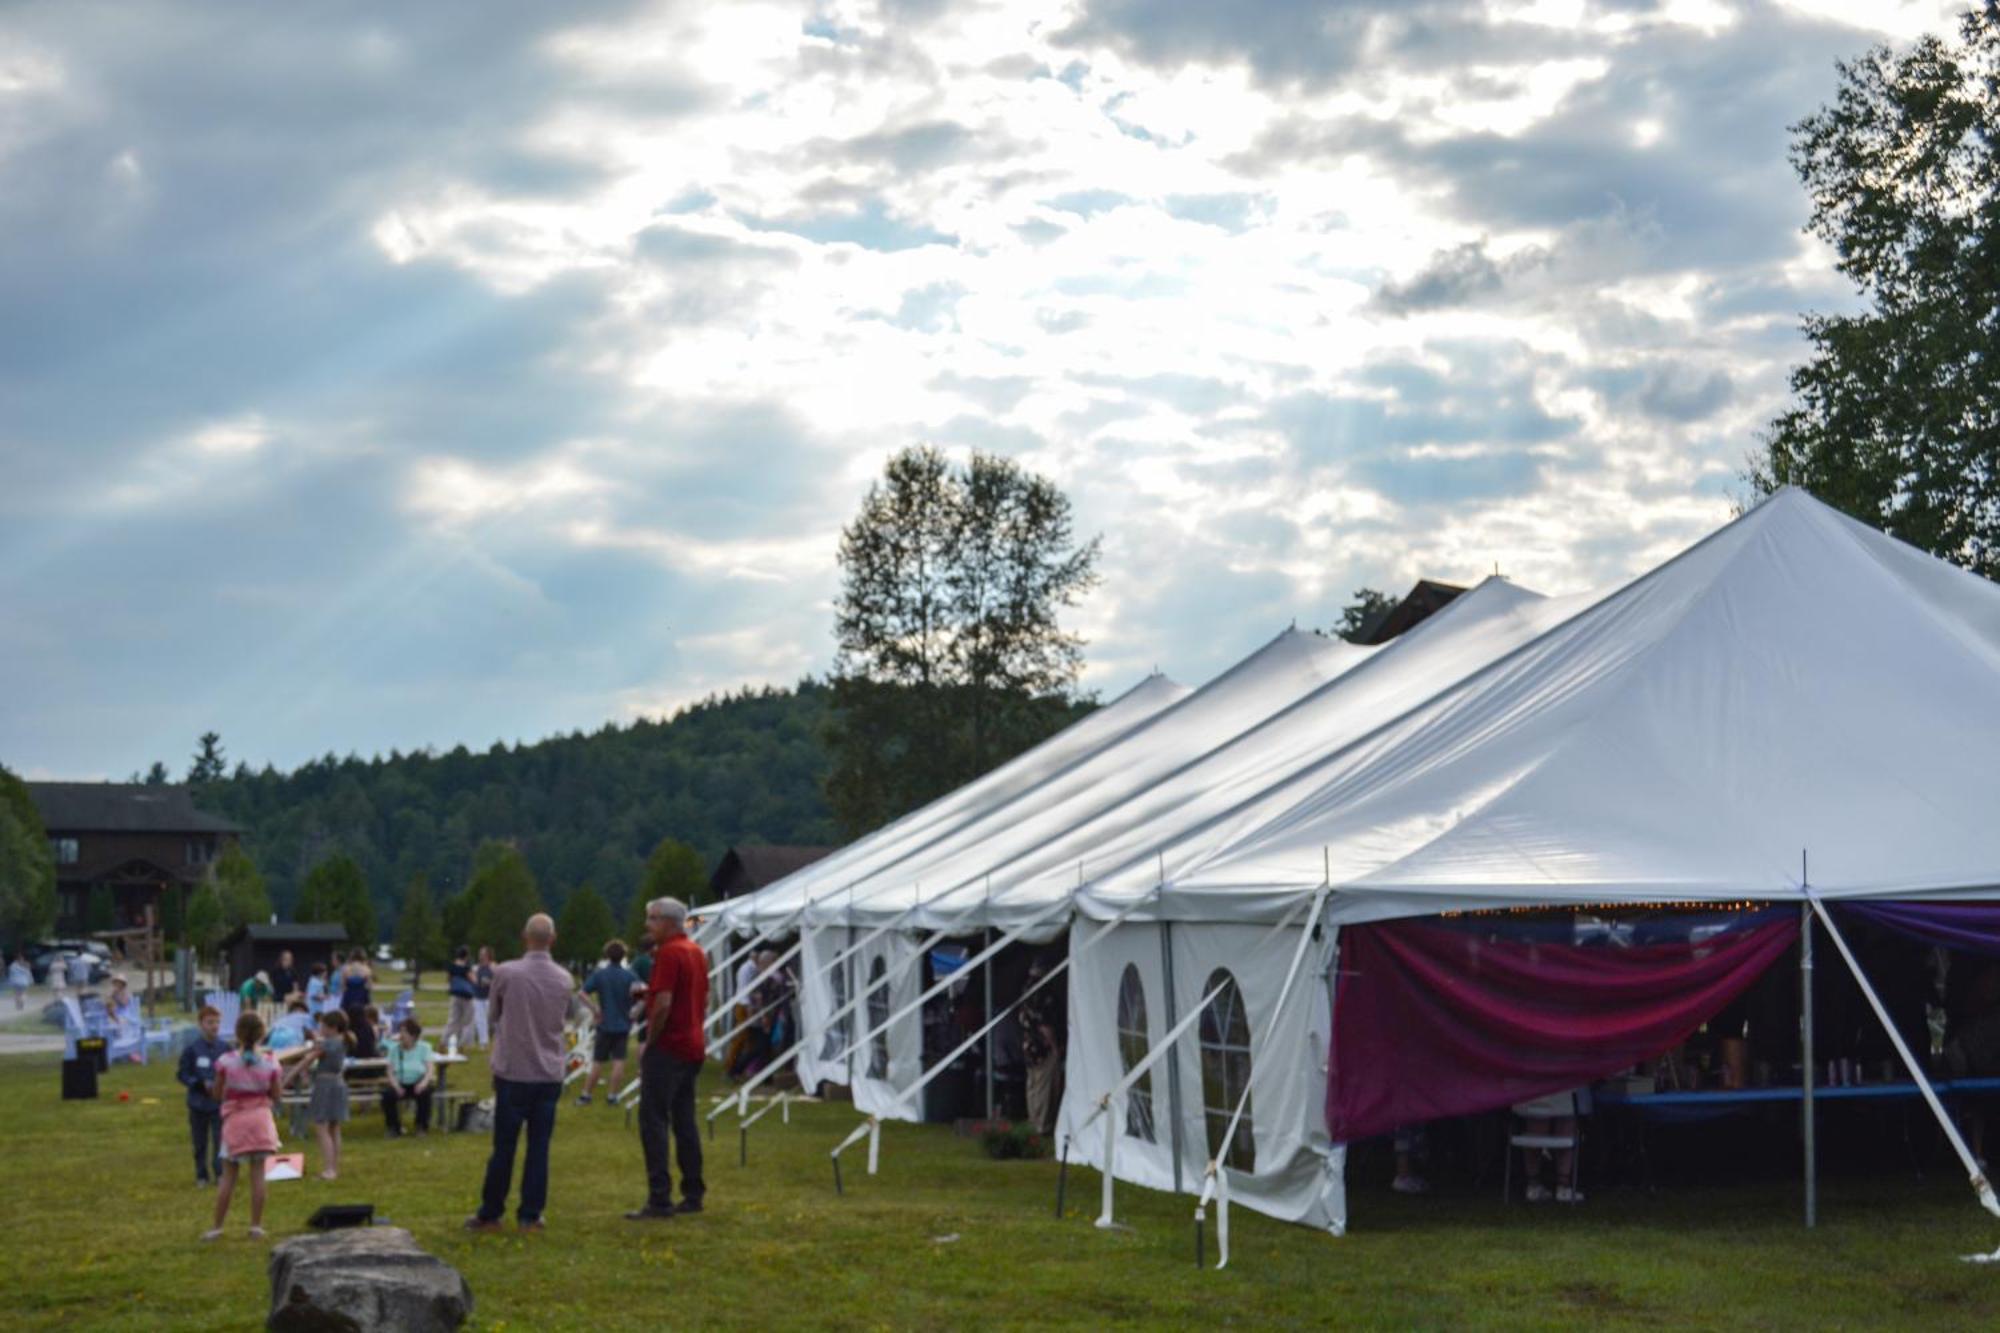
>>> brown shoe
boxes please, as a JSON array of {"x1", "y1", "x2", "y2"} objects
[
  {"x1": 517, "y1": 1219, "x2": 545, "y2": 1233},
  {"x1": 462, "y1": 1217, "x2": 503, "y2": 1233}
]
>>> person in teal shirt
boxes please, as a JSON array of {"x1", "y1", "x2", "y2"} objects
[{"x1": 381, "y1": 1017, "x2": 437, "y2": 1136}]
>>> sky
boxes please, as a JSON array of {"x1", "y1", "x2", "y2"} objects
[{"x1": 0, "y1": 0, "x2": 1972, "y2": 780}]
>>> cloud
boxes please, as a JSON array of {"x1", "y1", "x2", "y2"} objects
[{"x1": 0, "y1": 0, "x2": 1967, "y2": 779}]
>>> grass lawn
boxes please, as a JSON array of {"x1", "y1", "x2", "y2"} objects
[{"x1": 4, "y1": 975, "x2": 2000, "y2": 1330}]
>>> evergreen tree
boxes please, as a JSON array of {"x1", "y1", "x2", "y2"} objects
[
  {"x1": 1328, "y1": 588, "x2": 1396, "y2": 643},
  {"x1": 143, "y1": 761, "x2": 171, "y2": 786},
  {"x1": 188, "y1": 731, "x2": 227, "y2": 785},
  {"x1": 0, "y1": 766, "x2": 57, "y2": 948},
  {"x1": 214, "y1": 843, "x2": 272, "y2": 932},
  {"x1": 1750, "y1": 5, "x2": 2000, "y2": 575},
  {"x1": 556, "y1": 884, "x2": 617, "y2": 971},
  {"x1": 394, "y1": 873, "x2": 445, "y2": 985},
  {"x1": 467, "y1": 844, "x2": 542, "y2": 961},
  {"x1": 297, "y1": 853, "x2": 375, "y2": 948},
  {"x1": 828, "y1": 445, "x2": 1099, "y2": 836}
]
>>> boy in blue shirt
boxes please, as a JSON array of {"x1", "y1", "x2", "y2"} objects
[
  {"x1": 177, "y1": 1004, "x2": 229, "y2": 1185},
  {"x1": 576, "y1": 940, "x2": 639, "y2": 1105}
]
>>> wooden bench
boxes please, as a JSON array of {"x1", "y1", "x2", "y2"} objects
[{"x1": 279, "y1": 1057, "x2": 396, "y2": 1137}]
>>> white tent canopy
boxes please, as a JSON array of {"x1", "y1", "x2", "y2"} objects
[
  {"x1": 715, "y1": 670, "x2": 1192, "y2": 932},
  {"x1": 1088, "y1": 487, "x2": 2000, "y2": 926},
  {"x1": 726, "y1": 628, "x2": 1376, "y2": 937}
]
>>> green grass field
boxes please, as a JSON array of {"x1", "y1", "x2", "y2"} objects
[{"x1": 5, "y1": 978, "x2": 2000, "y2": 1330}]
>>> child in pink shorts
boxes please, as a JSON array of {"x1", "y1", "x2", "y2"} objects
[{"x1": 206, "y1": 1011, "x2": 283, "y2": 1240}]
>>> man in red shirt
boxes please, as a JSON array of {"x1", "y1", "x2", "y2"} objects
[{"x1": 626, "y1": 896, "x2": 710, "y2": 1220}]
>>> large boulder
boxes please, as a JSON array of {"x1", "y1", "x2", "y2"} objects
[{"x1": 267, "y1": 1226, "x2": 472, "y2": 1332}]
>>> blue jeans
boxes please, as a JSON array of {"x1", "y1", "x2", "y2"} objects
[
  {"x1": 478, "y1": 1077, "x2": 560, "y2": 1223},
  {"x1": 189, "y1": 1107, "x2": 221, "y2": 1181}
]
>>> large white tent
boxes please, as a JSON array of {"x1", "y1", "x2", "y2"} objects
[{"x1": 712, "y1": 487, "x2": 2000, "y2": 1240}]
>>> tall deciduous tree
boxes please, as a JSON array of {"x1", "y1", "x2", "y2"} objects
[
  {"x1": 1749, "y1": 5, "x2": 2000, "y2": 576},
  {"x1": 394, "y1": 873, "x2": 445, "y2": 985},
  {"x1": 626, "y1": 837, "x2": 707, "y2": 943},
  {"x1": 467, "y1": 844, "x2": 542, "y2": 961},
  {"x1": 214, "y1": 843, "x2": 272, "y2": 933},
  {"x1": 556, "y1": 884, "x2": 617, "y2": 971},
  {"x1": 185, "y1": 881, "x2": 226, "y2": 964},
  {"x1": 297, "y1": 853, "x2": 374, "y2": 948},
  {"x1": 828, "y1": 445, "x2": 1099, "y2": 835},
  {"x1": 0, "y1": 766, "x2": 57, "y2": 948}
]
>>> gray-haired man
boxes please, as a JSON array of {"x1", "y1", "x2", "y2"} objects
[{"x1": 626, "y1": 897, "x2": 710, "y2": 1220}]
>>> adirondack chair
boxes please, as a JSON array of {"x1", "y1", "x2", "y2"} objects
[
  {"x1": 388, "y1": 989, "x2": 415, "y2": 1027},
  {"x1": 205, "y1": 990, "x2": 242, "y2": 1033},
  {"x1": 59, "y1": 996, "x2": 90, "y2": 1061}
]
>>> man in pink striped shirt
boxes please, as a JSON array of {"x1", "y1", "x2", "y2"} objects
[{"x1": 465, "y1": 913, "x2": 574, "y2": 1233}]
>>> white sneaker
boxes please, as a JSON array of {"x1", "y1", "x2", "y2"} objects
[
  {"x1": 1524, "y1": 1183, "x2": 1552, "y2": 1203},
  {"x1": 1391, "y1": 1174, "x2": 1429, "y2": 1195},
  {"x1": 1555, "y1": 1186, "x2": 1584, "y2": 1205}
]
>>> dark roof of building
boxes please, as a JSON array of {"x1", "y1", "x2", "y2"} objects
[
  {"x1": 1354, "y1": 579, "x2": 1468, "y2": 646},
  {"x1": 710, "y1": 844, "x2": 837, "y2": 895},
  {"x1": 27, "y1": 782, "x2": 243, "y2": 834},
  {"x1": 219, "y1": 923, "x2": 351, "y2": 949}
]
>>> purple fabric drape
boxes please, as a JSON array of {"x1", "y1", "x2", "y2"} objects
[
  {"x1": 1838, "y1": 901, "x2": 2000, "y2": 958},
  {"x1": 1327, "y1": 914, "x2": 1799, "y2": 1143}
]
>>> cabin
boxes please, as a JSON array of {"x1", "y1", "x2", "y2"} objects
[
  {"x1": 709, "y1": 844, "x2": 837, "y2": 900},
  {"x1": 1356, "y1": 579, "x2": 1468, "y2": 644},
  {"x1": 27, "y1": 782, "x2": 243, "y2": 934},
  {"x1": 220, "y1": 922, "x2": 350, "y2": 991}
]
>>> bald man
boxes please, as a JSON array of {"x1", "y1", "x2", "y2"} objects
[{"x1": 467, "y1": 914, "x2": 575, "y2": 1233}]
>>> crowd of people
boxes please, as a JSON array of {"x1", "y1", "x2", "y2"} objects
[{"x1": 181, "y1": 899, "x2": 719, "y2": 1240}]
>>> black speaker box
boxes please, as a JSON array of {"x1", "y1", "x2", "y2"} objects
[
  {"x1": 306, "y1": 1204, "x2": 375, "y2": 1230},
  {"x1": 61, "y1": 1057, "x2": 99, "y2": 1100}
]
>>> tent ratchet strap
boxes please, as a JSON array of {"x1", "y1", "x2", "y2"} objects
[{"x1": 1804, "y1": 889, "x2": 2000, "y2": 1258}]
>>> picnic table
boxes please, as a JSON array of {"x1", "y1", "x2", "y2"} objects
[{"x1": 277, "y1": 1049, "x2": 472, "y2": 1135}]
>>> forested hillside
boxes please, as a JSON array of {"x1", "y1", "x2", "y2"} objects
[{"x1": 191, "y1": 683, "x2": 842, "y2": 932}]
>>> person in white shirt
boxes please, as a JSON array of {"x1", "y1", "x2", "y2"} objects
[{"x1": 49, "y1": 953, "x2": 69, "y2": 996}]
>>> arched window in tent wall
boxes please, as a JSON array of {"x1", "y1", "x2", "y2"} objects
[
  {"x1": 819, "y1": 948, "x2": 852, "y2": 1064},
  {"x1": 1116, "y1": 963, "x2": 1156, "y2": 1142},
  {"x1": 867, "y1": 956, "x2": 891, "y2": 1079},
  {"x1": 1198, "y1": 968, "x2": 1255, "y2": 1172}
]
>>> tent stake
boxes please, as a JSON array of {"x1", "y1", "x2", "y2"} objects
[
  {"x1": 1195, "y1": 1212, "x2": 1205, "y2": 1268},
  {"x1": 832, "y1": 1152, "x2": 843, "y2": 1196},
  {"x1": 1056, "y1": 1136, "x2": 1069, "y2": 1217}
]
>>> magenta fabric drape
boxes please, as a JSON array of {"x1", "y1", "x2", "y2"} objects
[{"x1": 1327, "y1": 913, "x2": 1800, "y2": 1142}]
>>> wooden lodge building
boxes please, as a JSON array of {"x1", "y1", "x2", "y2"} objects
[
  {"x1": 710, "y1": 844, "x2": 837, "y2": 900},
  {"x1": 27, "y1": 782, "x2": 242, "y2": 934}
]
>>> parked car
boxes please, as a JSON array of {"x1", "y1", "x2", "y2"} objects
[{"x1": 30, "y1": 947, "x2": 111, "y2": 986}]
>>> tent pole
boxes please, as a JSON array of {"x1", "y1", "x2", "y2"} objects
[
  {"x1": 1801, "y1": 897, "x2": 1816, "y2": 1229},
  {"x1": 1161, "y1": 920, "x2": 1185, "y2": 1198},
  {"x1": 984, "y1": 873, "x2": 996, "y2": 1122}
]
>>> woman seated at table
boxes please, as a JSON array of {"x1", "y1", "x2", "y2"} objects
[
  {"x1": 381, "y1": 1017, "x2": 437, "y2": 1137},
  {"x1": 1515, "y1": 1088, "x2": 1583, "y2": 1204}
]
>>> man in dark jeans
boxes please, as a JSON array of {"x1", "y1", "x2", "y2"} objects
[
  {"x1": 465, "y1": 914, "x2": 574, "y2": 1233},
  {"x1": 627, "y1": 895, "x2": 710, "y2": 1220}
]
